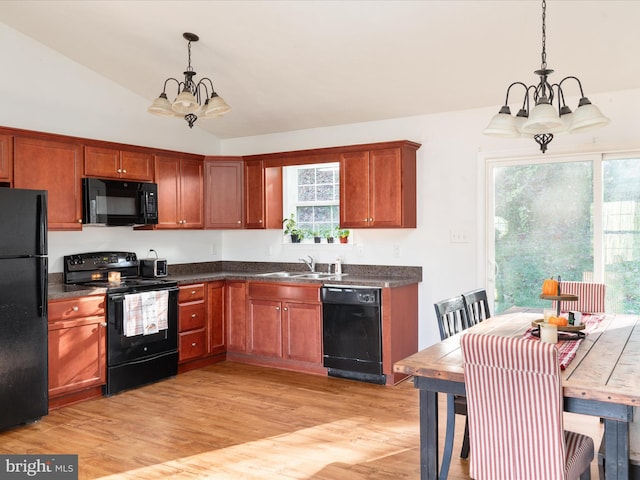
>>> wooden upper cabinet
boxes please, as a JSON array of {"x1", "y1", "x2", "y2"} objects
[
  {"x1": 85, "y1": 146, "x2": 153, "y2": 181},
  {"x1": 244, "y1": 159, "x2": 265, "y2": 229},
  {"x1": 205, "y1": 159, "x2": 244, "y2": 229},
  {"x1": 243, "y1": 160, "x2": 283, "y2": 230},
  {"x1": 340, "y1": 151, "x2": 370, "y2": 228},
  {"x1": 14, "y1": 136, "x2": 84, "y2": 230},
  {"x1": 154, "y1": 155, "x2": 204, "y2": 229},
  {"x1": 340, "y1": 141, "x2": 419, "y2": 228},
  {"x1": 181, "y1": 158, "x2": 204, "y2": 228},
  {"x1": 0, "y1": 134, "x2": 13, "y2": 184}
]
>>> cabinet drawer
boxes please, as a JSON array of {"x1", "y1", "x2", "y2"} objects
[
  {"x1": 49, "y1": 295, "x2": 105, "y2": 321},
  {"x1": 179, "y1": 301, "x2": 206, "y2": 332},
  {"x1": 248, "y1": 282, "x2": 320, "y2": 303},
  {"x1": 179, "y1": 329, "x2": 207, "y2": 362},
  {"x1": 179, "y1": 284, "x2": 206, "y2": 303}
]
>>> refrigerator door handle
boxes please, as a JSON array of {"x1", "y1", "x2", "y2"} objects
[
  {"x1": 38, "y1": 257, "x2": 48, "y2": 318},
  {"x1": 37, "y1": 193, "x2": 48, "y2": 255}
]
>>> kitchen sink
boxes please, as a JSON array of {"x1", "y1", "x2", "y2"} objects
[
  {"x1": 296, "y1": 273, "x2": 349, "y2": 280},
  {"x1": 256, "y1": 271, "x2": 349, "y2": 280},
  {"x1": 256, "y1": 271, "x2": 305, "y2": 278}
]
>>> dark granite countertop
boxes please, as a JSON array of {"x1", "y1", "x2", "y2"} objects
[{"x1": 48, "y1": 261, "x2": 422, "y2": 300}]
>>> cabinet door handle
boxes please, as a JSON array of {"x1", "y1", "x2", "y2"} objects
[
  {"x1": 100, "y1": 322, "x2": 107, "y2": 327},
  {"x1": 122, "y1": 169, "x2": 127, "y2": 174},
  {"x1": 283, "y1": 307, "x2": 288, "y2": 311},
  {"x1": 191, "y1": 342, "x2": 197, "y2": 347},
  {"x1": 72, "y1": 306, "x2": 79, "y2": 312},
  {"x1": 117, "y1": 168, "x2": 122, "y2": 173},
  {"x1": 191, "y1": 290, "x2": 196, "y2": 295},
  {"x1": 276, "y1": 306, "x2": 280, "y2": 311},
  {"x1": 191, "y1": 313, "x2": 197, "y2": 318},
  {"x1": 369, "y1": 217, "x2": 373, "y2": 222}
]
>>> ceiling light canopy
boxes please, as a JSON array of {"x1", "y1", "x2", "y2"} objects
[
  {"x1": 483, "y1": 0, "x2": 609, "y2": 153},
  {"x1": 148, "y1": 32, "x2": 230, "y2": 128}
]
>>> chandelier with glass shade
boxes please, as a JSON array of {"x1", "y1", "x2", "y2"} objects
[
  {"x1": 483, "y1": 0, "x2": 609, "y2": 153},
  {"x1": 148, "y1": 32, "x2": 230, "y2": 128}
]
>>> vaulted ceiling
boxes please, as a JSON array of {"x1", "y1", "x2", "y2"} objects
[{"x1": 1, "y1": 1, "x2": 638, "y2": 139}]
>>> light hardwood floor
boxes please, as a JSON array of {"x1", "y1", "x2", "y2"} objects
[{"x1": 0, "y1": 362, "x2": 602, "y2": 479}]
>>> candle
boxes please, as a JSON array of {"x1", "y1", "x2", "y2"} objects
[{"x1": 540, "y1": 322, "x2": 558, "y2": 344}]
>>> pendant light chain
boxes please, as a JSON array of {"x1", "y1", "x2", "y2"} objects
[
  {"x1": 540, "y1": 0, "x2": 547, "y2": 70},
  {"x1": 187, "y1": 39, "x2": 193, "y2": 71}
]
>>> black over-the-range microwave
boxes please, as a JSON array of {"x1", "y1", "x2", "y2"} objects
[{"x1": 82, "y1": 178, "x2": 158, "y2": 226}]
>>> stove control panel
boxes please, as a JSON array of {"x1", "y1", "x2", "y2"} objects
[{"x1": 64, "y1": 251, "x2": 139, "y2": 284}]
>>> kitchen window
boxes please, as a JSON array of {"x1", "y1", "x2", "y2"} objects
[
  {"x1": 487, "y1": 151, "x2": 640, "y2": 314},
  {"x1": 283, "y1": 162, "x2": 340, "y2": 241}
]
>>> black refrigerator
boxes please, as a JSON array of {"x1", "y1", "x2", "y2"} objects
[{"x1": 0, "y1": 188, "x2": 48, "y2": 430}]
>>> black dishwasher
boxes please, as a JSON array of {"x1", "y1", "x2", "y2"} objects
[{"x1": 321, "y1": 286, "x2": 385, "y2": 384}]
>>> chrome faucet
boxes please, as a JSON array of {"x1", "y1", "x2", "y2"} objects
[{"x1": 299, "y1": 255, "x2": 316, "y2": 272}]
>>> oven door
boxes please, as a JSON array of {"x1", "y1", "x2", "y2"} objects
[{"x1": 106, "y1": 286, "x2": 178, "y2": 366}]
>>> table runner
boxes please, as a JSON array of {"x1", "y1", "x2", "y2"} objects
[{"x1": 524, "y1": 314, "x2": 605, "y2": 369}]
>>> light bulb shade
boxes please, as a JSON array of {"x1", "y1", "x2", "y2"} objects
[
  {"x1": 172, "y1": 90, "x2": 200, "y2": 114},
  {"x1": 201, "y1": 94, "x2": 231, "y2": 118},
  {"x1": 147, "y1": 94, "x2": 176, "y2": 117},
  {"x1": 568, "y1": 99, "x2": 610, "y2": 133},
  {"x1": 483, "y1": 110, "x2": 519, "y2": 138},
  {"x1": 522, "y1": 102, "x2": 566, "y2": 134}
]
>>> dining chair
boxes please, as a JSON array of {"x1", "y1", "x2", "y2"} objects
[
  {"x1": 460, "y1": 333, "x2": 594, "y2": 480},
  {"x1": 433, "y1": 296, "x2": 471, "y2": 478},
  {"x1": 555, "y1": 281, "x2": 606, "y2": 313},
  {"x1": 462, "y1": 288, "x2": 491, "y2": 327}
]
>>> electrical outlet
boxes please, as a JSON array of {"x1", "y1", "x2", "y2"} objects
[
  {"x1": 210, "y1": 243, "x2": 217, "y2": 255},
  {"x1": 356, "y1": 244, "x2": 365, "y2": 256},
  {"x1": 449, "y1": 229, "x2": 470, "y2": 243},
  {"x1": 393, "y1": 245, "x2": 401, "y2": 258}
]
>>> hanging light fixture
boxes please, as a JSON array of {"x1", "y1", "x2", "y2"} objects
[
  {"x1": 483, "y1": 0, "x2": 609, "y2": 153},
  {"x1": 148, "y1": 32, "x2": 231, "y2": 128}
]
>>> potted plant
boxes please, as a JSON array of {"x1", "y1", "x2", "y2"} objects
[
  {"x1": 337, "y1": 228, "x2": 350, "y2": 244},
  {"x1": 283, "y1": 214, "x2": 303, "y2": 243},
  {"x1": 324, "y1": 226, "x2": 335, "y2": 243},
  {"x1": 312, "y1": 229, "x2": 322, "y2": 243}
]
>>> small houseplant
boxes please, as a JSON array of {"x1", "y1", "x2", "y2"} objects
[
  {"x1": 283, "y1": 214, "x2": 303, "y2": 243},
  {"x1": 337, "y1": 228, "x2": 350, "y2": 244},
  {"x1": 324, "y1": 226, "x2": 335, "y2": 243}
]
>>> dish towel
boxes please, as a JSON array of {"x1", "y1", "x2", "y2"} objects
[
  {"x1": 524, "y1": 314, "x2": 605, "y2": 369},
  {"x1": 123, "y1": 290, "x2": 170, "y2": 337}
]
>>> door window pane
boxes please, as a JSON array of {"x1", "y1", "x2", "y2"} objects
[
  {"x1": 603, "y1": 157, "x2": 640, "y2": 313},
  {"x1": 493, "y1": 161, "x2": 593, "y2": 313}
]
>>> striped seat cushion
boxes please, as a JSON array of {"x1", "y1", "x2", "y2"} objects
[
  {"x1": 555, "y1": 281, "x2": 606, "y2": 313},
  {"x1": 461, "y1": 333, "x2": 594, "y2": 480}
]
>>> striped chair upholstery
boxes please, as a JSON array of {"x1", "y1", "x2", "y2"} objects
[
  {"x1": 461, "y1": 333, "x2": 594, "y2": 480},
  {"x1": 554, "y1": 281, "x2": 606, "y2": 313}
]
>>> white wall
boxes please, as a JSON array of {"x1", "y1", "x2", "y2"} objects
[{"x1": 3, "y1": 21, "x2": 640, "y2": 349}]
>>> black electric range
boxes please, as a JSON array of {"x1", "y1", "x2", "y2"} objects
[{"x1": 63, "y1": 251, "x2": 179, "y2": 395}]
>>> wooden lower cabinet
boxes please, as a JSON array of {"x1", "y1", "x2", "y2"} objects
[
  {"x1": 283, "y1": 301, "x2": 322, "y2": 364},
  {"x1": 178, "y1": 281, "x2": 226, "y2": 372},
  {"x1": 226, "y1": 281, "x2": 248, "y2": 353},
  {"x1": 241, "y1": 282, "x2": 323, "y2": 372},
  {"x1": 48, "y1": 295, "x2": 106, "y2": 409}
]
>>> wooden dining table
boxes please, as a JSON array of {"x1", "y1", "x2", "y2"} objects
[{"x1": 394, "y1": 309, "x2": 640, "y2": 480}]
